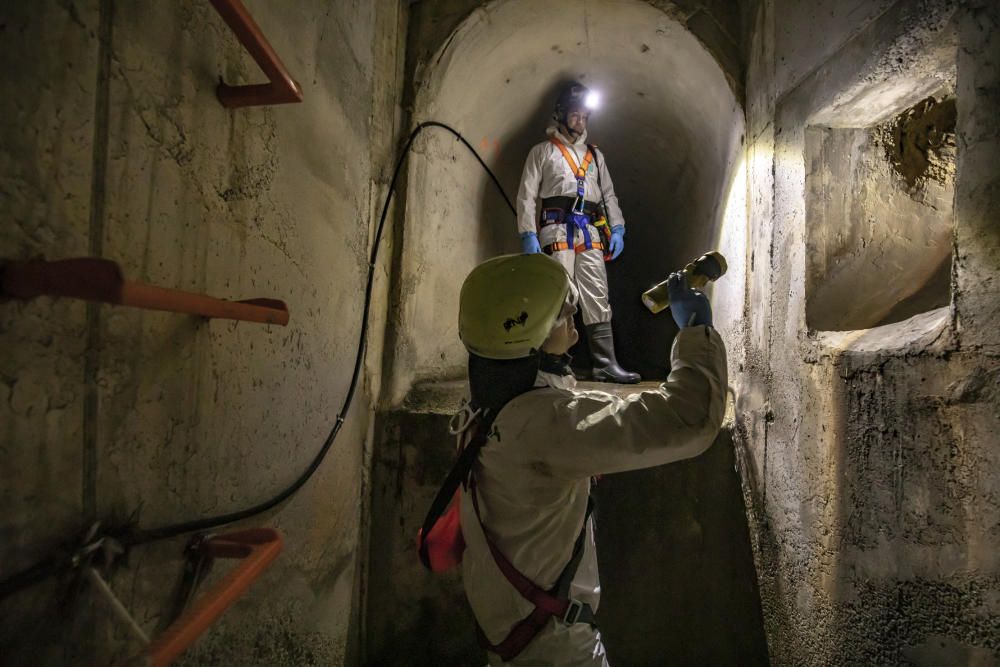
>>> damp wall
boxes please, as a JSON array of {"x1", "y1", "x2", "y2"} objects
[
  {"x1": 740, "y1": 0, "x2": 1000, "y2": 664},
  {"x1": 0, "y1": 1, "x2": 405, "y2": 663}
]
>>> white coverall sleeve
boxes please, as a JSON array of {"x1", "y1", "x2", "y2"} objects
[
  {"x1": 516, "y1": 144, "x2": 545, "y2": 235},
  {"x1": 595, "y1": 148, "x2": 625, "y2": 230},
  {"x1": 543, "y1": 326, "x2": 728, "y2": 478}
]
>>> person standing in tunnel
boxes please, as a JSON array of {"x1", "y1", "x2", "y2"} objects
[
  {"x1": 445, "y1": 253, "x2": 727, "y2": 665},
  {"x1": 516, "y1": 81, "x2": 641, "y2": 384}
]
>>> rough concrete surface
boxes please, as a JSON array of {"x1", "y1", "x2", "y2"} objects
[
  {"x1": 1, "y1": 1, "x2": 405, "y2": 664},
  {"x1": 367, "y1": 404, "x2": 486, "y2": 666},
  {"x1": 881, "y1": 96, "x2": 957, "y2": 189},
  {"x1": 804, "y1": 102, "x2": 955, "y2": 331},
  {"x1": 741, "y1": 0, "x2": 1000, "y2": 664},
  {"x1": 953, "y1": 1, "x2": 1000, "y2": 354}
]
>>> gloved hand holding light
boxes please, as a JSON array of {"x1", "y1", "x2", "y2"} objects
[
  {"x1": 641, "y1": 251, "x2": 727, "y2": 327},
  {"x1": 665, "y1": 272, "x2": 712, "y2": 328}
]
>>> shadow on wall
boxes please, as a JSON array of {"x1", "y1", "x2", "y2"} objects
[
  {"x1": 474, "y1": 81, "x2": 561, "y2": 260},
  {"x1": 596, "y1": 425, "x2": 771, "y2": 665}
]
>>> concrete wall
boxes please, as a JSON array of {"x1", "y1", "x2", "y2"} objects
[
  {"x1": 367, "y1": 388, "x2": 486, "y2": 666},
  {"x1": 383, "y1": 0, "x2": 747, "y2": 404},
  {"x1": 0, "y1": 1, "x2": 405, "y2": 663},
  {"x1": 740, "y1": 0, "x2": 1000, "y2": 664}
]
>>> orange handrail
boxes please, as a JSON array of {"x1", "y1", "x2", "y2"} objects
[
  {"x1": 210, "y1": 0, "x2": 303, "y2": 108},
  {"x1": 1, "y1": 257, "x2": 290, "y2": 325},
  {"x1": 138, "y1": 528, "x2": 283, "y2": 666}
]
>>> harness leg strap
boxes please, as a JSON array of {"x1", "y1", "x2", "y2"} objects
[{"x1": 470, "y1": 478, "x2": 596, "y2": 660}]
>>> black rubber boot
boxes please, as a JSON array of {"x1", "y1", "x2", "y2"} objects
[{"x1": 585, "y1": 322, "x2": 641, "y2": 384}]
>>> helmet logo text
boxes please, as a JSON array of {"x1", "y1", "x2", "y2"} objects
[{"x1": 503, "y1": 311, "x2": 529, "y2": 332}]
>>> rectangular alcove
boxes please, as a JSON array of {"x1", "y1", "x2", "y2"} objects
[{"x1": 804, "y1": 92, "x2": 956, "y2": 332}]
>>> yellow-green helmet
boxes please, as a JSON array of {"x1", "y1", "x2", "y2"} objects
[{"x1": 459, "y1": 254, "x2": 571, "y2": 360}]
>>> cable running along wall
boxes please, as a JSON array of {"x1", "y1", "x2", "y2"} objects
[{"x1": 0, "y1": 122, "x2": 514, "y2": 600}]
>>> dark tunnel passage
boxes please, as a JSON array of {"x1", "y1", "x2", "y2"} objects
[{"x1": 385, "y1": 0, "x2": 745, "y2": 402}]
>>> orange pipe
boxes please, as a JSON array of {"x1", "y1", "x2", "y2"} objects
[
  {"x1": 209, "y1": 0, "x2": 303, "y2": 108},
  {"x1": 138, "y1": 528, "x2": 283, "y2": 666},
  {"x1": 1, "y1": 258, "x2": 289, "y2": 326}
]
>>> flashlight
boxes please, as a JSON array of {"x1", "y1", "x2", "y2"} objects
[
  {"x1": 584, "y1": 91, "x2": 600, "y2": 110},
  {"x1": 641, "y1": 251, "x2": 728, "y2": 314}
]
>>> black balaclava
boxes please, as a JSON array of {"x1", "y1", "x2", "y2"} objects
[
  {"x1": 539, "y1": 351, "x2": 574, "y2": 377},
  {"x1": 468, "y1": 353, "x2": 540, "y2": 429}
]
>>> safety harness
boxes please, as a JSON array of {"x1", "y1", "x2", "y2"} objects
[
  {"x1": 417, "y1": 405, "x2": 596, "y2": 661},
  {"x1": 470, "y1": 472, "x2": 595, "y2": 660},
  {"x1": 542, "y1": 138, "x2": 613, "y2": 258}
]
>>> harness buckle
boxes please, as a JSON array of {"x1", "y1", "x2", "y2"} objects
[{"x1": 562, "y1": 598, "x2": 584, "y2": 625}]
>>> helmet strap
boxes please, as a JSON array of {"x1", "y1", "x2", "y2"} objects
[{"x1": 559, "y1": 119, "x2": 581, "y2": 141}]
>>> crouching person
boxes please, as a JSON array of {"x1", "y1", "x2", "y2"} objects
[{"x1": 422, "y1": 253, "x2": 727, "y2": 665}]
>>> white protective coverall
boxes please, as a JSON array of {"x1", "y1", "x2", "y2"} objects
[
  {"x1": 460, "y1": 326, "x2": 728, "y2": 665},
  {"x1": 516, "y1": 128, "x2": 625, "y2": 326}
]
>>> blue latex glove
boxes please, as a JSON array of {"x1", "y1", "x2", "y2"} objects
[
  {"x1": 520, "y1": 231, "x2": 541, "y2": 254},
  {"x1": 608, "y1": 225, "x2": 625, "y2": 260},
  {"x1": 667, "y1": 271, "x2": 712, "y2": 328}
]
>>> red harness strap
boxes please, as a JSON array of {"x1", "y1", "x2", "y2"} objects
[{"x1": 469, "y1": 476, "x2": 593, "y2": 661}]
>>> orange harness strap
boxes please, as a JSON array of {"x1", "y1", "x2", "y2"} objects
[
  {"x1": 549, "y1": 137, "x2": 593, "y2": 178},
  {"x1": 544, "y1": 240, "x2": 604, "y2": 254}
]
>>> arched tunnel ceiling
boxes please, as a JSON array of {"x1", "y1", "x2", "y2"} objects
[{"x1": 389, "y1": 0, "x2": 745, "y2": 403}]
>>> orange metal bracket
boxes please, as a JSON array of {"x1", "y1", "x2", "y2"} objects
[
  {"x1": 138, "y1": 528, "x2": 283, "y2": 666},
  {"x1": 210, "y1": 0, "x2": 303, "y2": 108},
  {"x1": 1, "y1": 257, "x2": 290, "y2": 326}
]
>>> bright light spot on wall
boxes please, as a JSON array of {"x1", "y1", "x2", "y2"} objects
[{"x1": 711, "y1": 152, "x2": 748, "y2": 340}]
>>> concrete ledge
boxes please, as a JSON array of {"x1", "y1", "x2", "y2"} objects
[{"x1": 812, "y1": 305, "x2": 951, "y2": 356}]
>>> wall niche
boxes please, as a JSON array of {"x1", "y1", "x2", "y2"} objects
[{"x1": 804, "y1": 94, "x2": 955, "y2": 332}]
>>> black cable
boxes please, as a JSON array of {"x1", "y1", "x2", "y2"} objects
[
  {"x1": 0, "y1": 559, "x2": 65, "y2": 600},
  {"x1": 0, "y1": 121, "x2": 516, "y2": 598}
]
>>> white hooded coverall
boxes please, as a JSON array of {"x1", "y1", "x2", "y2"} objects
[
  {"x1": 460, "y1": 326, "x2": 728, "y2": 665},
  {"x1": 516, "y1": 128, "x2": 626, "y2": 326}
]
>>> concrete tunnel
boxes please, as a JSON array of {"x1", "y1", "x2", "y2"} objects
[
  {"x1": 373, "y1": 3, "x2": 755, "y2": 664},
  {"x1": 2, "y1": 0, "x2": 999, "y2": 665},
  {"x1": 386, "y1": 0, "x2": 746, "y2": 399}
]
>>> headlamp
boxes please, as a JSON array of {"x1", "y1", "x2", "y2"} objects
[{"x1": 584, "y1": 91, "x2": 600, "y2": 110}]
